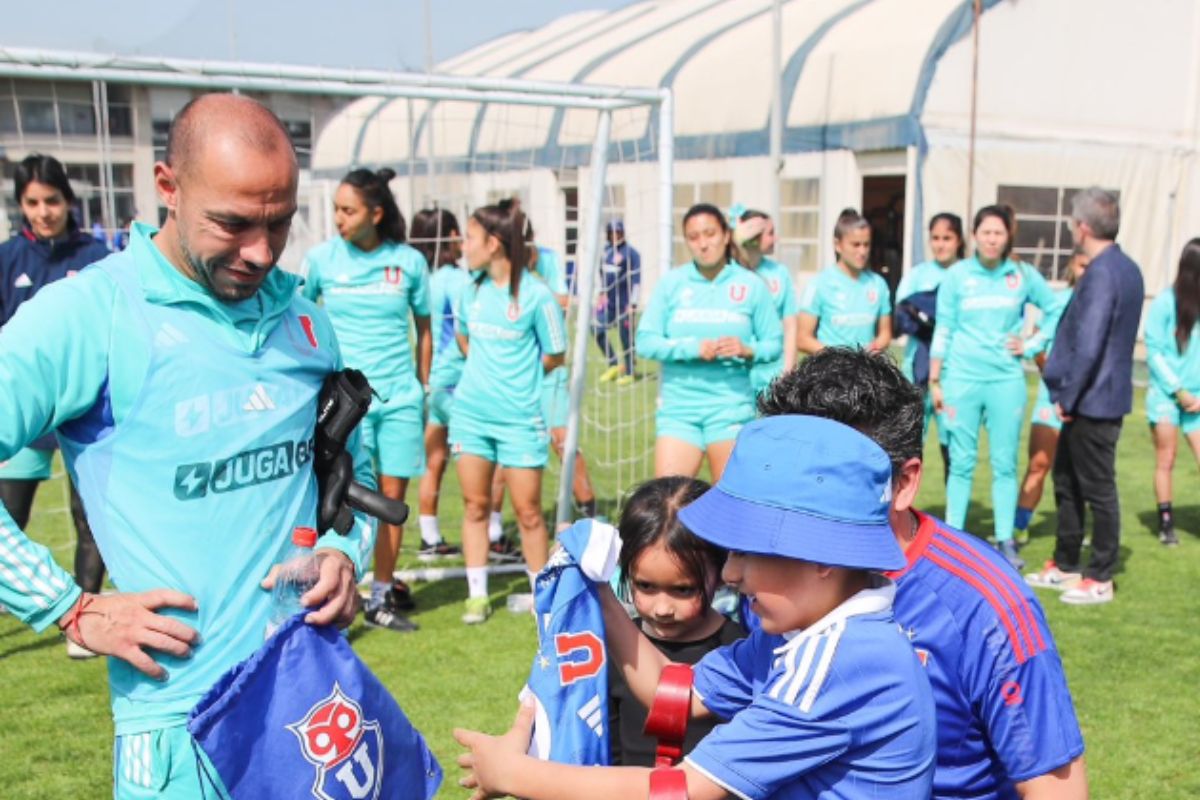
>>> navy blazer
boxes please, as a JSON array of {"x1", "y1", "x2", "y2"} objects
[{"x1": 1044, "y1": 244, "x2": 1144, "y2": 419}]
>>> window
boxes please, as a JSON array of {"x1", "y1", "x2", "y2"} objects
[
  {"x1": 777, "y1": 177, "x2": 821, "y2": 272},
  {"x1": 283, "y1": 119, "x2": 312, "y2": 169},
  {"x1": 1, "y1": 79, "x2": 133, "y2": 140},
  {"x1": 152, "y1": 119, "x2": 171, "y2": 164},
  {"x1": 997, "y1": 185, "x2": 1120, "y2": 281},
  {"x1": 671, "y1": 181, "x2": 732, "y2": 265}
]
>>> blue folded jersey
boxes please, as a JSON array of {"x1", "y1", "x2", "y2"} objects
[
  {"x1": 525, "y1": 521, "x2": 611, "y2": 767},
  {"x1": 188, "y1": 614, "x2": 442, "y2": 800}
]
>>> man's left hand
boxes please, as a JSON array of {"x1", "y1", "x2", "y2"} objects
[{"x1": 302, "y1": 550, "x2": 360, "y2": 628}]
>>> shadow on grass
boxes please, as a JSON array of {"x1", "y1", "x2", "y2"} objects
[
  {"x1": 0, "y1": 632, "x2": 62, "y2": 660},
  {"x1": 1137, "y1": 504, "x2": 1200, "y2": 541}
]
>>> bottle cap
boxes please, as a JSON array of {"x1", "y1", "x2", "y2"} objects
[{"x1": 292, "y1": 526, "x2": 318, "y2": 548}]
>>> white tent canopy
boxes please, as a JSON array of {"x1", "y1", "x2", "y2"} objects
[{"x1": 314, "y1": 0, "x2": 1200, "y2": 296}]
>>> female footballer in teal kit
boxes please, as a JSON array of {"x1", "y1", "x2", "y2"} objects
[
  {"x1": 797, "y1": 209, "x2": 892, "y2": 354},
  {"x1": 732, "y1": 207, "x2": 798, "y2": 393},
  {"x1": 302, "y1": 168, "x2": 431, "y2": 633},
  {"x1": 636, "y1": 203, "x2": 782, "y2": 481},
  {"x1": 1145, "y1": 238, "x2": 1200, "y2": 547},
  {"x1": 1014, "y1": 249, "x2": 1088, "y2": 544},
  {"x1": 411, "y1": 208, "x2": 468, "y2": 560},
  {"x1": 895, "y1": 213, "x2": 965, "y2": 477},
  {"x1": 451, "y1": 202, "x2": 567, "y2": 624},
  {"x1": 929, "y1": 205, "x2": 1057, "y2": 569}
]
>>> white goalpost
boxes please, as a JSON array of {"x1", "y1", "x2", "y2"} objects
[{"x1": 0, "y1": 48, "x2": 674, "y2": 533}]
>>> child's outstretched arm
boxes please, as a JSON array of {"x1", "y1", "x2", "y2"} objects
[
  {"x1": 598, "y1": 582, "x2": 711, "y2": 720},
  {"x1": 454, "y1": 701, "x2": 730, "y2": 800}
]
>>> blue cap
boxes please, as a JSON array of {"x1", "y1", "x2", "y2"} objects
[
  {"x1": 677, "y1": 416, "x2": 905, "y2": 572},
  {"x1": 605, "y1": 219, "x2": 625, "y2": 234}
]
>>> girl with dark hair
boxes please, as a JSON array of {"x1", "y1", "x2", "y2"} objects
[
  {"x1": 731, "y1": 207, "x2": 798, "y2": 392},
  {"x1": 797, "y1": 208, "x2": 892, "y2": 355},
  {"x1": 0, "y1": 154, "x2": 109, "y2": 658},
  {"x1": 1014, "y1": 250, "x2": 1089, "y2": 544},
  {"x1": 411, "y1": 208, "x2": 468, "y2": 561},
  {"x1": 608, "y1": 476, "x2": 744, "y2": 766},
  {"x1": 635, "y1": 203, "x2": 782, "y2": 480},
  {"x1": 489, "y1": 201, "x2": 597, "y2": 553},
  {"x1": 451, "y1": 202, "x2": 567, "y2": 624},
  {"x1": 301, "y1": 167, "x2": 431, "y2": 633},
  {"x1": 929, "y1": 205, "x2": 1057, "y2": 569},
  {"x1": 1144, "y1": 237, "x2": 1200, "y2": 547},
  {"x1": 895, "y1": 213, "x2": 966, "y2": 476}
]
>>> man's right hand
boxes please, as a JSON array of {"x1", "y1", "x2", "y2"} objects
[{"x1": 58, "y1": 590, "x2": 199, "y2": 680}]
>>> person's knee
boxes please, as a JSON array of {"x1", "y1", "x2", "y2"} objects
[
  {"x1": 512, "y1": 499, "x2": 545, "y2": 531},
  {"x1": 463, "y1": 495, "x2": 491, "y2": 522}
]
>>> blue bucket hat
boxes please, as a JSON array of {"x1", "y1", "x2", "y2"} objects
[
  {"x1": 605, "y1": 219, "x2": 625, "y2": 235},
  {"x1": 678, "y1": 415, "x2": 905, "y2": 572}
]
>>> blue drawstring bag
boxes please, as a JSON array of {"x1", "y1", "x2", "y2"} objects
[{"x1": 188, "y1": 614, "x2": 442, "y2": 799}]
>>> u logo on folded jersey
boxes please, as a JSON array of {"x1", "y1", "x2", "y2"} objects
[
  {"x1": 729, "y1": 284, "x2": 747, "y2": 304},
  {"x1": 383, "y1": 267, "x2": 403, "y2": 285},
  {"x1": 554, "y1": 632, "x2": 605, "y2": 686}
]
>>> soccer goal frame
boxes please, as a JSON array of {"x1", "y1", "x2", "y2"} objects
[{"x1": 0, "y1": 47, "x2": 674, "y2": 528}]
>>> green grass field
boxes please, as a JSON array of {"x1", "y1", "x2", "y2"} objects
[{"x1": 2, "y1": 371, "x2": 1199, "y2": 799}]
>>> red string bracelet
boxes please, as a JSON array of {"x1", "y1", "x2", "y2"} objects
[{"x1": 57, "y1": 592, "x2": 95, "y2": 650}]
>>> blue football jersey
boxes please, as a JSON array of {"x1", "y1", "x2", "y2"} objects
[
  {"x1": 687, "y1": 583, "x2": 936, "y2": 799},
  {"x1": 524, "y1": 521, "x2": 611, "y2": 767},
  {"x1": 886, "y1": 513, "x2": 1085, "y2": 799}
]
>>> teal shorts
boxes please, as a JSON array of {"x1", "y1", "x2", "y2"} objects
[
  {"x1": 362, "y1": 391, "x2": 425, "y2": 478},
  {"x1": 1030, "y1": 381, "x2": 1061, "y2": 432},
  {"x1": 541, "y1": 369, "x2": 570, "y2": 430},
  {"x1": 114, "y1": 726, "x2": 230, "y2": 799},
  {"x1": 1147, "y1": 384, "x2": 1200, "y2": 434},
  {"x1": 450, "y1": 414, "x2": 550, "y2": 469},
  {"x1": 655, "y1": 401, "x2": 754, "y2": 450},
  {"x1": 428, "y1": 386, "x2": 454, "y2": 428},
  {"x1": 0, "y1": 446, "x2": 53, "y2": 480}
]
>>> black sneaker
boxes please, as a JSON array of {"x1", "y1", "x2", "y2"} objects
[
  {"x1": 418, "y1": 541, "x2": 463, "y2": 562},
  {"x1": 363, "y1": 603, "x2": 419, "y2": 632},
  {"x1": 388, "y1": 581, "x2": 417, "y2": 611},
  {"x1": 1159, "y1": 525, "x2": 1180, "y2": 547},
  {"x1": 489, "y1": 535, "x2": 523, "y2": 564}
]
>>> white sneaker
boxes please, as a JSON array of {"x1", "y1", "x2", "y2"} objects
[
  {"x1": 66, "y1": 639, "x2": 98, "y2": 659},
  {"x1": 1024, "y1": 561, "x2": 1082, "y2": 591},
  {"x1": 1061, "y1": 579, "x2": 1114, "y2": 605},
  {"x1": 506, "y1": 593, "x2": 535, "y2": 614}
]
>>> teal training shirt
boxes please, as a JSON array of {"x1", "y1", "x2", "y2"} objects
[
  {"x1": 798, "y1": 264, "x2": 892, "y2": 348},
  {"x1": 454, "y1": 274, "x2": 567, "y2": 427},
  {"x1": 0, "y1": 223, "x2": 375, "y2": 733},
  {"x1": 635, "y1": 261, "x2": 782, "y2": 413},
  {"x1": 1024, "y1": 287, "x2": 1073, "y2": 358},
  {"x1": 1146, "y1": 288, "x2": 1200, "y2": 395},
  {"x1": 931, "y1": 257, "x2": 1057, "y2": 383},
  {"x1": 428, "y1": 264, "x2": 472, "y2": 390},
  {"x1": 896, "y1": 260, "x2": 952, "y2": 380},
  {"x1": 531, "y1": 245, "x2": 568, "y2": 296},
  {"x1": 748, "y1": 256, "x2": 798, "y2": 389},
  {"x1": 301, "y1": 237, "x2": 429, "y2": 402}
]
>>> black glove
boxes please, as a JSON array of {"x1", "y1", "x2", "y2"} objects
[{"x1": 314, "y1": 369, "x2": 410, "y2": 535}]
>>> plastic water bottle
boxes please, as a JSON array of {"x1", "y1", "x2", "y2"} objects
[{"x1": 266, "y1": 526, "x2": 321, "y2": 638}]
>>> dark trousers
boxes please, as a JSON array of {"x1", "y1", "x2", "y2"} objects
[
  {"x1": 0, "y1": 477, "x2": 105, "y2": 592},
  {"x1": 1052, "y1": 416, "x2": 1122, "y2": 582},
  {"x1": 594, "y1": 314, "x2": 635, "y2": 374}
]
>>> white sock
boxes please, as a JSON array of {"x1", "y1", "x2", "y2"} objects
[
  {"x1": 527, "y1": 570, "x2": 538, "y2": 595},
  {"x1": 369, "y1": 580, "x2": 389, "y2": 609},
  {"x1": 467, "y1": 566, "x2": 489, "y2": 600},
  {"x1": 488, "y1": 512, "x2": 503, "y2": 543},
  {"x1": 418, "y1": 515, "x2": 442, "y2": 546}
]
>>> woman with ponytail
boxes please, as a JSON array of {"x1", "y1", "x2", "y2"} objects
[
  {"x1": 1144, "y1": 237, "x2": 1200, "y2": 546},
  {"x1": 450, "y1": 202, "x2": 568, "y2": 624},
  {"x1": 302, "y1": 167, "x2": 431, "y2": 633}
]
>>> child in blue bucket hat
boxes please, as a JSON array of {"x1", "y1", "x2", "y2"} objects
[{"x1": 456, "y1": 415, "x2": 936, "y2": 799}]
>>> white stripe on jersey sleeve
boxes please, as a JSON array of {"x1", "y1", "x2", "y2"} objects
[{"x1": 799, "y1": 623, "x2": 845, "y2": 713}]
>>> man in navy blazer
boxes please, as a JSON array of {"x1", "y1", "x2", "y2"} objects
[{"x1": 1028, "y1": 187, "x2": 1143, "y2": 605}]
